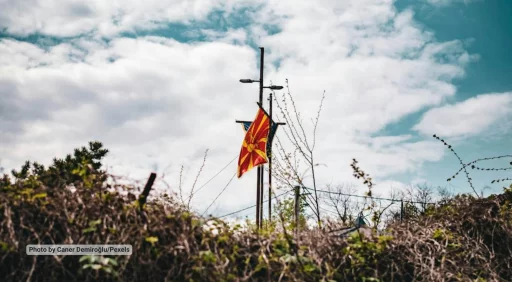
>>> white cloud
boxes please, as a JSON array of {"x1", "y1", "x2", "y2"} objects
[
  {"x1": 0, "y1": 0, "x2": 263, "y2": 37},
  {"x1": 413, "y1": 92, "x2": 512, "y2": 138},
  {"x1": 426, "y1": 0, "x2": 480, "y2": 6},
  {"x1": 0, "y1": 36, "x2": 264, "y2": 215},
  {"x1": 200, "y1": 28, "x2": 248, "y2": 45},
  {"x1": 0, "y1": 0, "x2": 482, "y2": 216}
]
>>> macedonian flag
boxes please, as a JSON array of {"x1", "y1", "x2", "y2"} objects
[
  {"x1": 240, "y1": 120, "x2": 278, "y2": 157},
  {"x1": 237, "y1": 107, "x2": 270, "y2": 178}
]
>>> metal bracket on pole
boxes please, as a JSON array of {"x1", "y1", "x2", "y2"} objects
[{"x1": 235, "y1": 120, "x2": 286, "y2": 126}]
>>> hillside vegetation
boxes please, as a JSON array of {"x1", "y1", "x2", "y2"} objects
[{"x1": 1, "y1": 142, "x2": 511, "y2": 281}]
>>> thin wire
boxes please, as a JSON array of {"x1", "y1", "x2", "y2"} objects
[
  {"x1": 191, "y1": 155, "x2": 238, "y2": 197},
  {"x1": 303, "y1": 186, "x2": 436, "y2": 205},
  {"x1": 300, "y1": 194, "x2": 321, "y2": 218},
  {"x1": 202, "y1": 172, "x2": 237, "y2": 216},
  {"x1": 318, "y1": 206, "x2": 342, "y2": 216},
  {"x1": 217, "y1": 191, "x2": 291, "y2": 218},
  {"x1": 302, "y1": 190, "x2": 321, "y2": 218}
]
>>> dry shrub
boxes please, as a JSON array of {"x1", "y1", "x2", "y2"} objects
[{"x1": 1, "y1": 175, "x2": 512, "y2": 281}]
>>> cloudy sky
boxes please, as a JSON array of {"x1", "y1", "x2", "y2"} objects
[{"x1": 1, "y1": 0, "x2": 511, "y2": 218}]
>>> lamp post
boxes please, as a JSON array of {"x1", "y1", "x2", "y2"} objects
[{"x1": 239, "y1": 47, "x2": 283, "y2": 229}]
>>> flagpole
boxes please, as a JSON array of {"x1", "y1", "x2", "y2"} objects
[
  {"x1": 258, "y1": 47, "x2": 265, "y2": 229},
  {"x1": 256, "y1": 47, "x2": 265, "y2": 229},
  {"x1": 256, "y1": 164, "x2": 261, "y2": 229},
  {"x1": 268, "y1": 92, "x2": 273, "y2": 224}
]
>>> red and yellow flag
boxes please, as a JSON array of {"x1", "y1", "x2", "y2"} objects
[{"x1": 237, "y1": 107, "x2": 270, "y2": 178}]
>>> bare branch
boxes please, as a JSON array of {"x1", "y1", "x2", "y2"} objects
[
  {"x1": 187, "y1": 149, "x2": 209, "y2": 209},
  {"x1": 311, "y1": 90, "x2": 326, "y2": 152}
]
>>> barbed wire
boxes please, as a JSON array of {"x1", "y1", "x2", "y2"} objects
[
  {"x1": 433, "y1": 134, "x2": 512, "y2": 187},
  {"x1": 449, "y1": 155, "x2": 512, "y2": 179},
  {"x1": 433, "y1": 134, "x2": 477, "y2": 195}
]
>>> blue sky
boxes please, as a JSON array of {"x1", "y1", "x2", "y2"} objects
[
  {"x1": 0, "y1": 0, "x2": 511, "y2": 217},
  {"x1": 391, "y1": 0, "x2": 512, "y2": 194}
]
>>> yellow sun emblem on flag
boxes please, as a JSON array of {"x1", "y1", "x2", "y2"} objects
[{"x1": 237, "y1": 108, "x2": 270, "y2": 178}]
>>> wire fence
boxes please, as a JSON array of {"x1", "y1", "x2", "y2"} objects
[
  {"x1": 297, "y1": 186, "x2": 442, "y2": 229},
  {"x1": 185, "y1": 133, "x2": 511, "y2": 228},
  {"x1": 217, "y1": 190, "x2": 291, "y2": 219}
]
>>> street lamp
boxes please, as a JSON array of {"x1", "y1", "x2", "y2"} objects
[
  {"x1": 239, "y1": 80, "x2": 283, "y2": 229},
  {"x1": 239, "y1": 79, "x2": 259, "y2": 83},
  {"x1": 265, "y1": 85, "x2": 284, "y2": 90},
  {"x1": 239, "y1": 79, "x2": 283, "y2": 90},
  {"x1": 238, "y1": 47, "x2": 284, "y2": 229}
]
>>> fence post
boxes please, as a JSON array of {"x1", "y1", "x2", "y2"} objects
[
  {"x1": 400, "y1": 199, "x2": 404, "y2": 223},
  {"x1": 139, "y1": 172, "x2": 157, "y2": 212},
  {"x1": 294, "y1": 185, "x2": 300, "y2": 235}
]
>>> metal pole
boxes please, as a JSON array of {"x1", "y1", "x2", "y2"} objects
[
  {"x1": 294, "y1": 185, "x2": 300, "y2": 235},
  {"x1": 256, "y1": 168, "x2": 261, "y2": 228},
  {"x1": 400, "y1": 199, "x2": 404, "y2": 223},
  {"x1": 259, "y1": 47, "x2": 264, "y2": 106},
  {"x1": 268, "y1": 92, "x2": 273, "y2": 224},
  {"x1": 258, "y1": 47, "x2": 264, "y2": 229},
  {"x1": 260, "y1": 168, "x2": 264, "y2": 228}
]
